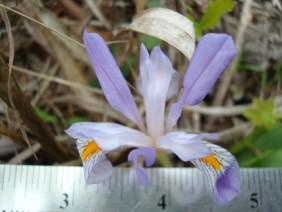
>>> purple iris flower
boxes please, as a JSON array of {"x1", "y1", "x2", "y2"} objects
[{"x1": 65, "y1": 30, "x2": 241, "y2": 205}]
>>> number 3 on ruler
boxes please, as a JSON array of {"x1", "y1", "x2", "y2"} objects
[
  {"x1": 60, "y1": 193, "x2": 69, "y2": 209},
  {"x1": 157, "y1": 194, "x2": 166, "y2": 210}
]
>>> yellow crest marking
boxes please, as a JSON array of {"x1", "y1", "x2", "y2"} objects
[
  {"x1": 201, "y1": 154, "x2": 221, "y2": 170},
  {"x1": 81, "y1": 140, "x2": 101, "y2": 161}
]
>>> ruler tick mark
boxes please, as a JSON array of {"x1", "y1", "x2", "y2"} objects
[
  {"x1": 120, "y1": 169, "x2": 124, "y2": 201},
  {"x1": 247, "y1": 170, "x2": 250, "y2": 190},
  {"x1": 43, "y1": 166, "x2": 46, "y2": 184},
  {"x1": 24, "y1": 166, "x2": 29, "y2": 198},
  {"x1": 49, "y1": 166, "x2": 52, "y2": 192},
  {"x1": 31, "y1": 165, "x2": 35, "y2": 183},
  {"x1": 72, "y1": 178, "x2": 75, "y2": 206},
  {"x1": 168, "y1": 169, "x2": 171, "y2": 207},
  {"x1": 269, "y1": 169, "x2": 273, "y2": 190},
  {"x1": 258, "y1": 169, "x2": 263, "y2": 206},
  {"x1": 20, "y1": 165, "x2": 24, "y2": 183},
  {"x1": 1, "y1": 165, "x2": 5, "y2": 191},
  {"x1": 37, "y1": 166, "x2": 41, "y2": 189},
  {"x1": 274, "y1": 169, "x2": 277, "y2": 185},
  {"x1": 8, "y1": 165, "x2": 11, "y2": 183},
  {"x1": 13, "y1": 165, "x2": 17, "y2": 188},
  {"x1": 279, "y1": 169, "x2": 282, "y2": 192}
]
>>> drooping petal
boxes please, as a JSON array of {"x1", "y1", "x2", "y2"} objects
[
  {"x1": 128, "y1": 147, "x2": 156, "y2": 185},
  {"x1": 136, "y1": 44, "x2": 179, "y2": 137},
  {"x1": 65, "y1": 122, "x2": 152, "y2": 151},
  {"x1": 83, "y1": 30, "x2": 145, "y2": 131},
  {"x1": 156, "y1": 132, "x2": 217, "y2": 161},
  {"x1": 166, "y1": 34, "x2": 236, "y2": 131},
  {"x1": 191, "y1": 142, "x2": 241, "y2": 205},
  {"x1": 77, "y1": 139, "x2": 112, "y2": 184}
]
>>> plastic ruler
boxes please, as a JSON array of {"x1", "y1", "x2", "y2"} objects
[{"x1": 0, "y1": 165, "x2": 281, "y2": 212}]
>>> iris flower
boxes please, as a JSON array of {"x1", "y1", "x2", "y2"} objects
[{"x1": 65, "y1": 30, "x2": 241, "y2": 205}]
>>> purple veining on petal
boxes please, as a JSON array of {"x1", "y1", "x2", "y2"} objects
[
  {"x1": 83, "y1": 30, "x2": 145, "y2": 131},
  {"x1": 128, "y1": 147, "x2": 156, "y2": 185},
  {"x1": 191, "y1": 142, "x2": 241, "y2": 205},
  {"x1": 84, "y1": 154, "x2": 113, "y2": 184},
  {"x1": 214, "y1": 160, "x2": 241, "y2": 205}
]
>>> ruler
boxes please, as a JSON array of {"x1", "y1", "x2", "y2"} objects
[{"x1": 0, "y1": 165, "x2": 281, "y2": 212}]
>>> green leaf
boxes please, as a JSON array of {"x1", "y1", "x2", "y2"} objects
[
  {"x1": 243, "y1": 98, "x2": 279, "y2": 128},
  {"x1": 234, "y1": 124, "x2": 282, "y2": 167},
  {"x1": 200, "y1": 0, "x2": 237, "y2": 30},
  {"x1": 66, "y1": 116, "x2": 87, "y2": 127},
  {"x1": 254, "y1": 124, "x2": 282, "y2": 151},
  {"x1": 238, "y1": 64, "x2": 265, "y2": 73},
  {"x1": 185, "y1": 14, "x2": 203, "y2": 38},
  {"x1": 252, "y1": 149, "x2": 282, "y2": 167},
  {"x1": 140, "y1": 34, "x2": 162, "y2": 50},
  {"x1": 146, "y1": 0, "x2": 166, "y2": 8},
  {"x1": 35, "y1": 108, "x2": 58, "y2": 124},
  {"x1": 230, "y1": 127, "x2": 266, "y2": 154},
  {"x1": 121, "y1": 54, "x2": 135, "y2": 78},
  {"x1": 272, "y1": 56, "x2": 282, "y2": 82}
]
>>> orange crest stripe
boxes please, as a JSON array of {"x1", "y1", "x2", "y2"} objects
[
  {"x1": 201, "y1": 154, "x2": 221, "y2": 170},
  {"x1": 81, "y1": 140, "x2": 101, "y2": 161}
]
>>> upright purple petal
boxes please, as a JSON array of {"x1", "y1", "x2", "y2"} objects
[
  {"x1": 128, "y1": 147, "x2": 156, "y2": 185},
  {"x1": 83, "y1": 30, "x2": 145, "y2": 131},
  {"x1": 166, "y1": 34, "x2": 236, "y2": 131},
  {"x1": 182, "y1": 33, "x2": 236, "y2": 105}
]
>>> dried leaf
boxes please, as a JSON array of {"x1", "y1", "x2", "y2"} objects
[{"x1": 125, "y1": 8, "x2": 195, "y2": 60}]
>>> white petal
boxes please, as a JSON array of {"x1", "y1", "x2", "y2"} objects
[
  {"x1": 156, "y1": 132, "x2": 212, "y2": 161},
  {"x1": 166, "y1": 71, "x2": 180, "y2": 100},
  {"x1": 66, "y1": 122, "x2": 153, "y2": 151},
  {"x1": 137, "y1": 44, "x2": 179, "y2": 138},
  {"x1": 191, "y1": 142, "x2": 241, "y2": 205}
]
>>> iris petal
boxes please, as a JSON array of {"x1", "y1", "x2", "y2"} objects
[
  {"x1": 191, "y1": 142, "x2": 241, "y2": 205},
  {"x1": 128, "y1": 147, "x2": 156, "y2": 185},
  {"x1": 156, "y1": 132, "x2": 216, "y2": 161},
  {"x1": 83, "y1": 30, "x2": 145, "y2": 131},
  {"x1": 182, "y1": 33, "x2": 237, "y2": 105},
  {"x1": 166, "y1": 34, "x2": 236, "y2": 131},
  {"x1": 77, "y1": 139, "x2": 112, "y2": 184},
  {"x1": 137, "y1": 44, "x2": 179, "y2": 137},
  {"x1": 65, "y1": 122, "x2": 152, "y2": 151}
]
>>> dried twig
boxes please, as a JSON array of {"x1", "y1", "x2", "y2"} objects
[
  {"x1": 8, "y1": 143, "x2": 41, "y2": 164},
  {"x1": 0, "y1": 56, "x2": 70, "y2": 162},
  {"x1": 213, "y1": 0, "x2": 253, "y2": 105}
]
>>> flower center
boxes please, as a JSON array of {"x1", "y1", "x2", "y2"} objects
[
  {"x1": 81, "y1": 140, "x2": 101, "y2": 161},
  {"x1": 201, "y1": 154, "x2": 221, "y2": 170}
]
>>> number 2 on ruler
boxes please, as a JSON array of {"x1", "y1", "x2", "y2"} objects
[{"x1": 157, "y1": 194, "x2": 166, "y2": 210}]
